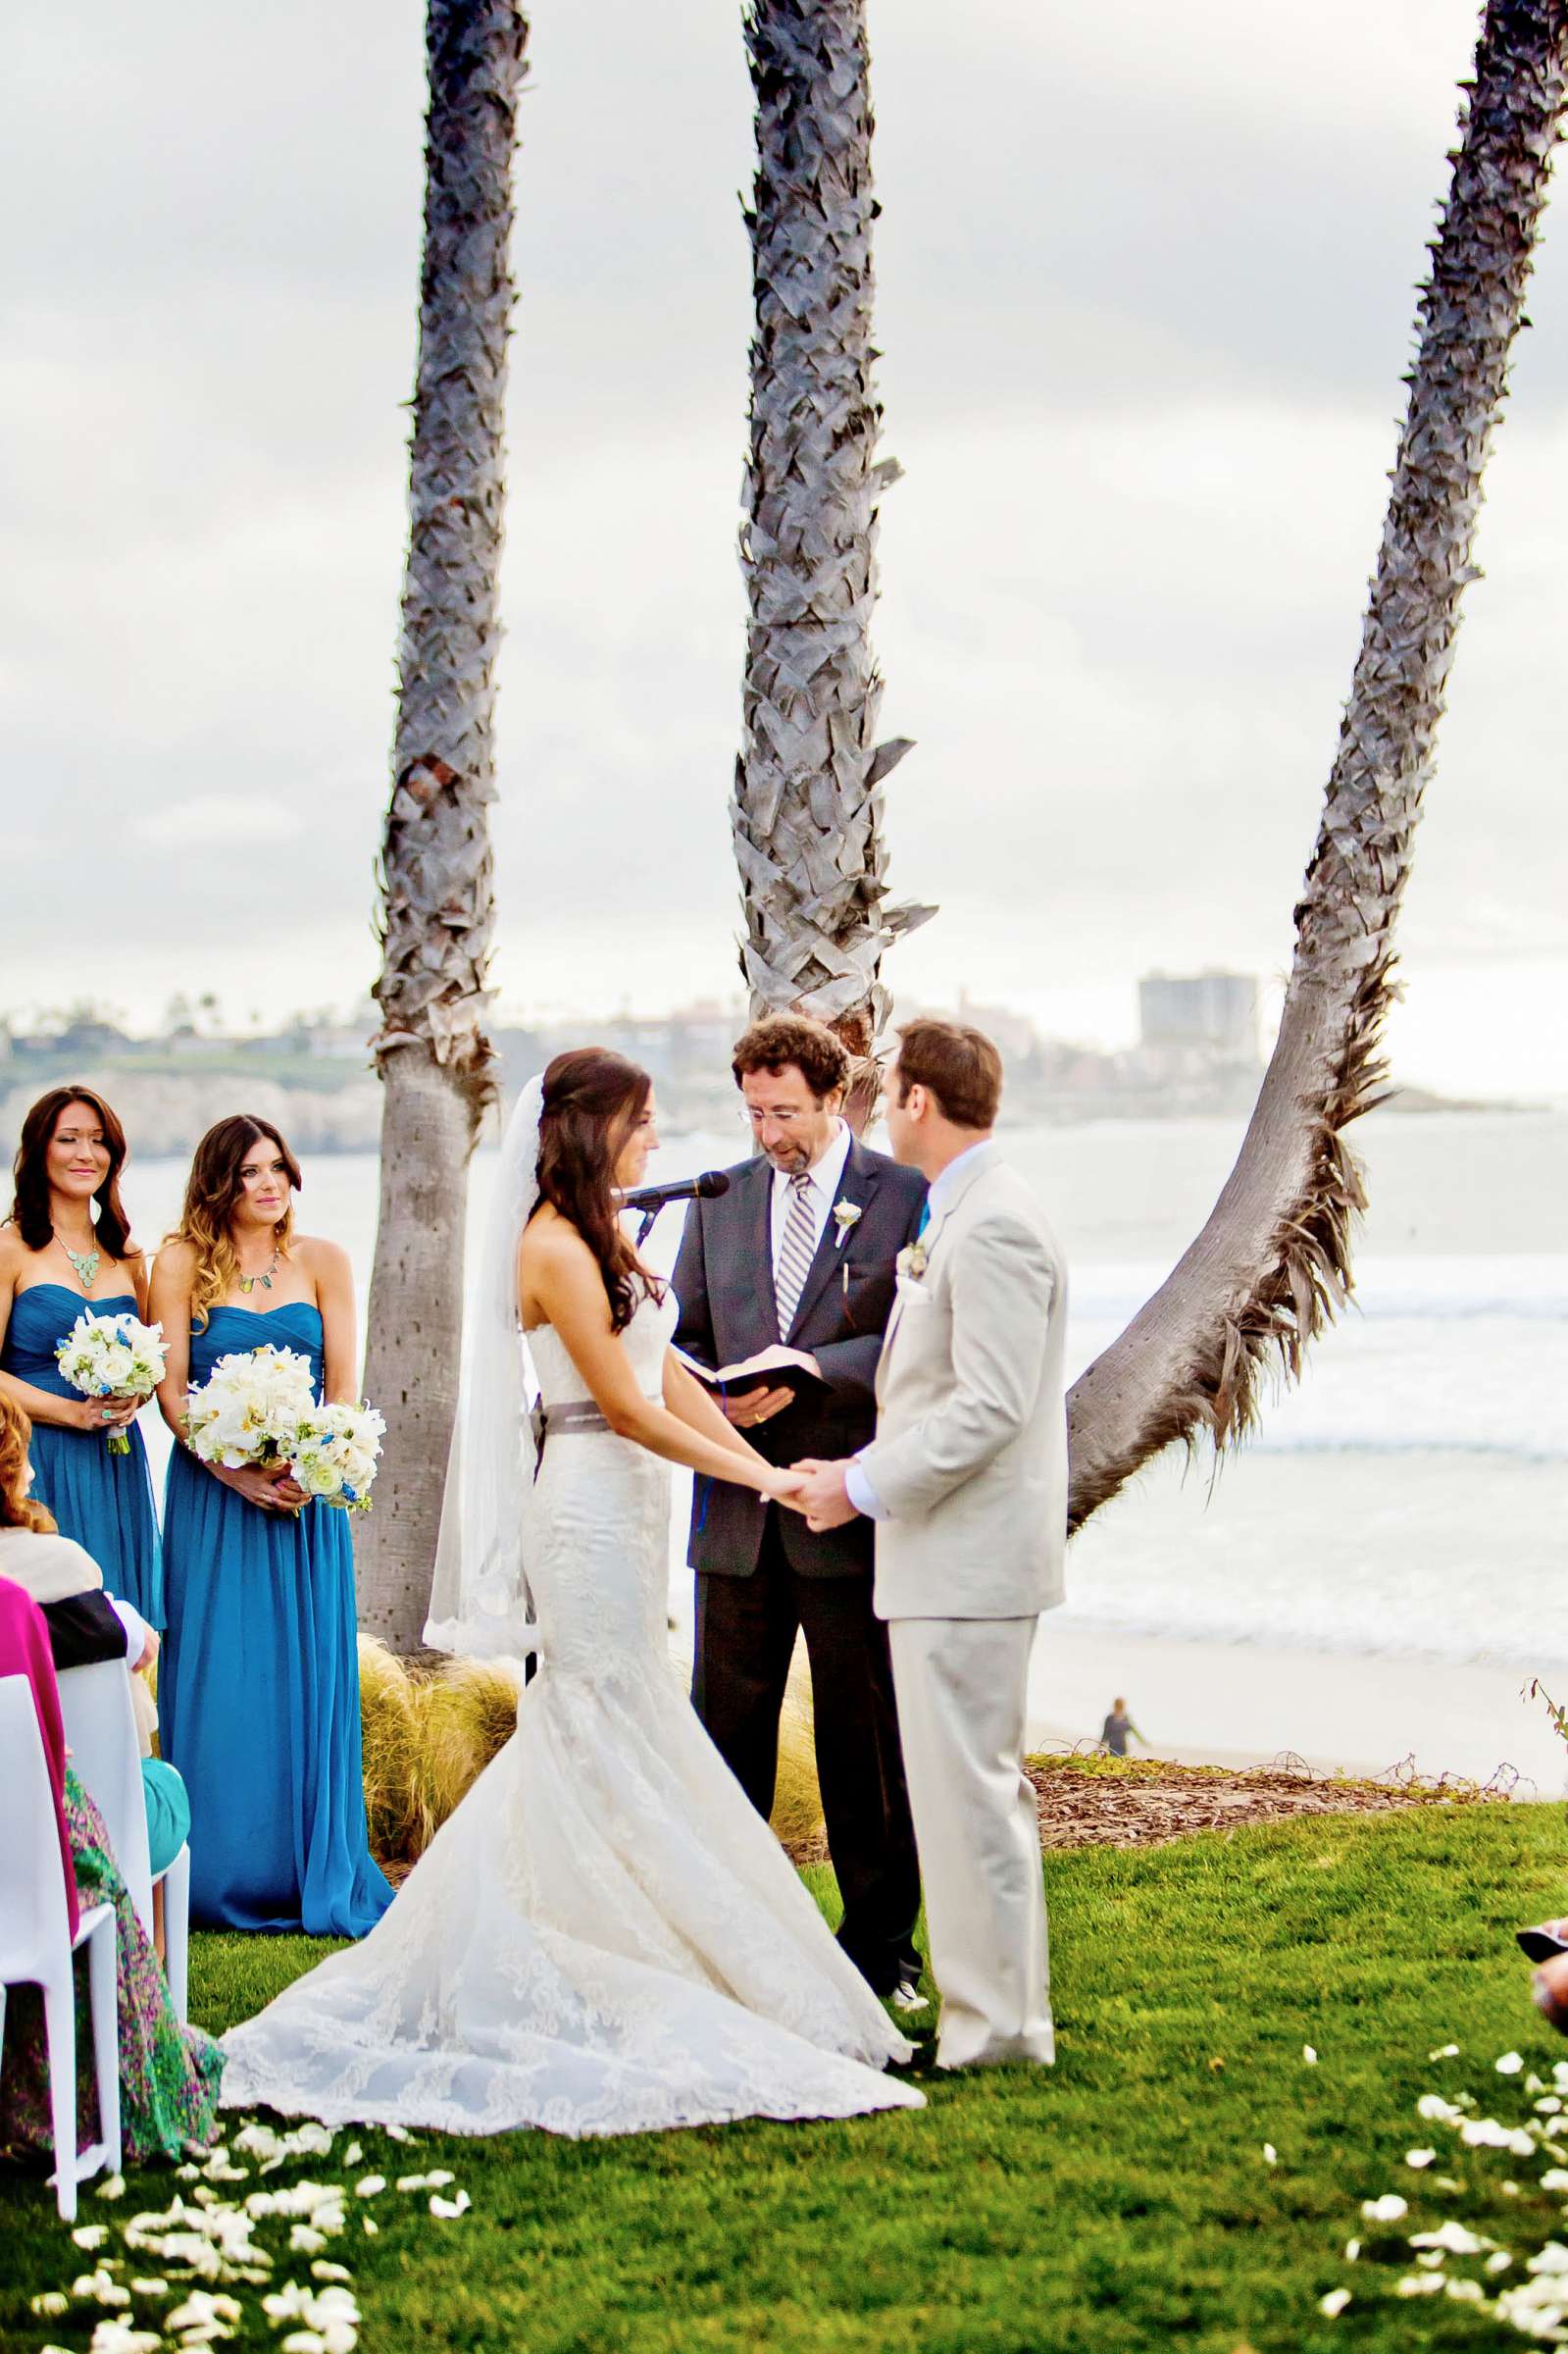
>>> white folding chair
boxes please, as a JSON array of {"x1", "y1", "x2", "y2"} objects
[
  {"x1": 56, "y1": 1658, "x2": 190, "y2": 2022},
  {"x1": 0, "y1": 1675, "x2": 121, "y2": 2221}
]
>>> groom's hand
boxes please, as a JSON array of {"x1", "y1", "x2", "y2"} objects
[{"x1": 790, "y1": 1458, "x2": 859, "y2": 1532}]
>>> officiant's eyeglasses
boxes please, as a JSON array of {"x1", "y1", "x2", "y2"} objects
[{"x1": 739, "y1": 1104, "x2": 807, "y2": 1129}]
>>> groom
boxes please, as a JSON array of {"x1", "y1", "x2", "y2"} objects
[
  {"x1": 793, "y1": 1019, "x2": 1069, "y2": 2071},
  {"x1": 673, "y1": 1012, "x2": 927, "y2": 2005}
]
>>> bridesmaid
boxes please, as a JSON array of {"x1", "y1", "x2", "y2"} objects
[
  {"x1": 0, "y1": 1088, "x2": 164, "y2": 1624},
  {"x1": 151, "y1": 1113, "x2": 391, "y2": 1935}
]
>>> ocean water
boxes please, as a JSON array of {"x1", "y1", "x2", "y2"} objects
[{"x1": 119, "y1": 1106, "x2": 1566, "y2": 1675}]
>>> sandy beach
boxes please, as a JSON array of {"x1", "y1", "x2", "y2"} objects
[{"x1": 1029, "y1": 1623, "x2": 1568, "y2": 1794}]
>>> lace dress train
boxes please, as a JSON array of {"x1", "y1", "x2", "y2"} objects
[{"x1": 219, "y1": 1292, "x2": 924, "y2": 2136}]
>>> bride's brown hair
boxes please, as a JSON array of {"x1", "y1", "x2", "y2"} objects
[
  {"x1": 534, "y1": 1049, "x2": 655, "y2": 1335},
  {"x1": 166, "y1": 1114, "x2": 303, "y2": 1331}
]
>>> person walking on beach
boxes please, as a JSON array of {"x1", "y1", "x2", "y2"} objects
[
  {"x1": 792, "y1": 1019, "x2": 1069, "y2": 2073},
  {"x1": 1099, "y1": 1697, "x2": 1147, "y2": 1758}
]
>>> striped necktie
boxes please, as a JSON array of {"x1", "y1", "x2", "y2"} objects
[{"x1": 775, "y1": 1171, "x2": 818, "y2": 1339}]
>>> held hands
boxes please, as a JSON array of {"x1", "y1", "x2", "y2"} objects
[{"x1": 788, "y1": 1458, "x2": 860, "y2": 1533}]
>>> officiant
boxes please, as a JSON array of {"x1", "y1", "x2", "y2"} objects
[{"x1": 673, "y1": 1013, "x2": 927, "y2": 2005}]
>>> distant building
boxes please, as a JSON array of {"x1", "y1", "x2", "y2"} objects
[{"x1": 1138, "y1": 971, "x2": 1259, "y2": 1064}]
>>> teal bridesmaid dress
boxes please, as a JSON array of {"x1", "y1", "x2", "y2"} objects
[
  {"x1": 1, "y1": 1282, "x2": 165, "y2": 1624},
  {"x1": 158, "y1": 1301, "x2": 392, "y2": 1935}
]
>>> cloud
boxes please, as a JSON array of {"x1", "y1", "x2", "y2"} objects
[{"x1": 1, "y1": 0, "x2": 1564, "y2": 1099}]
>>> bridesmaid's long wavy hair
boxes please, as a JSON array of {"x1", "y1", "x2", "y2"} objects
[
  {"x1": 534, "y1": 1049, "x2": 656, "y2": 1335},
  {"x1": 8, "y1": 1086, "x2": 136, "y2": 1262},
  {"x1": 167, "y1": 1114, "x2": 303, "y2": 1331},
  {"x1": 0, "y1": 1395, "x2": 56, "y2": 1535}
]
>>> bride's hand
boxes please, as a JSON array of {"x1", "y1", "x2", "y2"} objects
[{"x1": 761, "y1": 1466, "x2": 809, "y2": 1512}]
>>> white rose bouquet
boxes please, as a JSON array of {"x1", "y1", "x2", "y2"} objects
[
  {"x1": 184, "y1": 1344, "x2": 321, "y2": 1475},
  {"x1": 288, "y1": 1401, "x2": 385, "y2": 1513},
  {"x1": 56, "y1": 1310, "x2": 168, "y2": 1454}
]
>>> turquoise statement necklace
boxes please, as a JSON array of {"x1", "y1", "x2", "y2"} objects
[{"x1": 53, "y1": 1231, "x2": 101, "y2": 1293}]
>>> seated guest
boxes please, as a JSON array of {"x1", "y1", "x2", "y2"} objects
[
  {"x1": 0, "y1": 1395, "x2": 190, "y2": 1904},
  {"x1": 0, "y1": 1575, "x2": 224, "y2": 2162}
]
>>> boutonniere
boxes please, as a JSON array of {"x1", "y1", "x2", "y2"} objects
[
  {"x1": 896, "y1": 1239, "x2": 929, "y2": 1282},
  {"x1": 832, "y1": 1200, "x2": 863, "y2": 1249}
]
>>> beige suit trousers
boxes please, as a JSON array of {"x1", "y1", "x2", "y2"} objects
[{"x1": 888, "y1": 1615, "x2": 1054, "y2": 2071}]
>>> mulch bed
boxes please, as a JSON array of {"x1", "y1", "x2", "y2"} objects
[{"x1": 1023, "y1": 1749, "x2": 1520, "y2": 1852}]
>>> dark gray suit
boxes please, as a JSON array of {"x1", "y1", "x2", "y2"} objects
[{"x1": 673, "y1": 1134, "x2": 926, "y2": 1993}]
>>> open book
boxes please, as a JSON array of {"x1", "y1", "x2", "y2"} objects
[{"x1": 672, "y1": 1343, "x2": 824, "y2": 1390}]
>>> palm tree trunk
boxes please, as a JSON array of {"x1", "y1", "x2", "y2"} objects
[
  {"x1": 734, "y1": 0, "x2": 935, "y2": 1126},
  {"x1": 1068, "y1": 0, "x2": 1568, "y2": 1528},
  {"x1": 358, "y1": 0, "x2": 529, "y2": 1652}
]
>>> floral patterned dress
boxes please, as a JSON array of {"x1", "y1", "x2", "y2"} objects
[{"x1": 0, "y1": 1768, "x2": 224, "y2": 2163}]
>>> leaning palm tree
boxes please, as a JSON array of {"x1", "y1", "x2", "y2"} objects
[
  {"x1": 734, "y1": 0, "x2": 934, "y2": 1118},
  {"x1": 358, "y1": 0, "x2": 530, "y2": 1653},
  {"x1": 1068, "y1": 0, "x2": 1568, "y2": 1527}
]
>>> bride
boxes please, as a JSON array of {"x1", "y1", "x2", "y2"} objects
[{"x1": 220, "y1": 1049, "x2": 924, "y2": 2136}]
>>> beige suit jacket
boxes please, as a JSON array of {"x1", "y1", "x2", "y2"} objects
[{"x1": 860, "y1": 1146, "x2": 1068, "y2": 1622}]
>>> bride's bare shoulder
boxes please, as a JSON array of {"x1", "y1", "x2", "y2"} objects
[{"x1": 518, "y1": 1204, "x2": 596, "y2": 1290}]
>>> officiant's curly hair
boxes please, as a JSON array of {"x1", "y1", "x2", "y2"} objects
[
  {"x1": 167, "y1": 1114, "x2": 303, "y2": 1331},
  {"x1": 536, "y1": 1049, "x2": 659, "y2": 1335},
  {"x1": 9, "y1": 1086, "x2": 137, "y2": 1262}
]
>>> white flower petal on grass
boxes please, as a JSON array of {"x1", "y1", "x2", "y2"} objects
[
  {"x1": 30, "y1": 2292, "x2": 70, "y2": 2317},
  {"x1": 1394, "y1": 2274, "x2": 1445, "y2": 2296},
  {"x1": 1496, "y1": 2052, "x2": 1526, "y2": 2075},
  {"x1": 353, "y1": 2177, "x2": 385, "y2": 2199},
  {"x1": 1303, "y1": 2046, "x2": 1318, "y2": 2065},
  {"x1": 289, "y1": 2226, "x2": 329, "y2": 2255},
  {"x1": 1459, "y1": 2118, "x2": 1536, "y2": 2158},
  {"x1": 1361, "y1": 2194, "x2": 1409, "y2": 2224},
  {"x1": 382, "y1": 2123, "x2": 412, "y2": 2142},
  {"x1": 1527, "y1": 2243, "x2": 1568, "y2": 2276},
  {"x1": 1318, "y1": 2287, "x2": 1351, "y2": 2317},
  {"x1": 1343, "y1": 2240, "x2": 1361, "y2": 2262},
  {"x1": 71, "y1": 2224, "x2": 109, "y2": 2248},
  {"x1": 85, "y1": 2325, "x2": 161, "y2": 2354},
  {"x1": 72, "y1": 2267, "x2": 131, "y2": 2307},
  {"x1": 127, "y1": 2279, "x2": 168, "y2": 2296},
  {"x1": 1429, "y1": 2043, "x2": 1460, "y2": 2061},
  {"x1": 1414, "y1": 2251, "x2": 1445, "y2": 2271},
  {"x1": 1262, "y1": 2144, "x2": 1278, "y2": 2167},
  {"x1": 361, "y1": 2219, "x2": 379, "y2": 2238},
  {"x1": 1417, "y1": 2093, "x2": 1463, "y2": 2124},
  {"x1": 278, "y1": 2335, "x2": 328, "y2": 2354},
  {"x1": 1444, "y1": 2277, "x2": 1486, "y2": 2304},
  {"x1": 341, "y1": 2144, "x2": 363, "y2": 2169},
  {"x1": 1503, "y1": 2179, "x2": 1523, "y2": 2194},
  {"x1": 1538, "y1": 2097, "x2": 1565, "y2": 2116},
  {"x1": 429, "y1": 2191, "x2": 471, "y2": 2220},
  {"x1": 1405, "y1": 2149, "x2": 1437, "y2": 2170},
  {"x1": 393, "y1": 2172, "x2": 453, "y2": 2192},
  {"x1": 1411, "y1": 2221, "x2": 1492, "y2": 2256},
  {"x1": 95, "y1": 2175, "x2": 126, "y2": 2202},
  {"x1": 310, "y1": 2262, "x2": 354, "y2": 2283},
  {"x1": 1434, "y1": 2176, "x2": 1463, "y2": 2193},
  {"x1": 1486, "y1": 2251, "x2": 1514, "y2": 2276}
]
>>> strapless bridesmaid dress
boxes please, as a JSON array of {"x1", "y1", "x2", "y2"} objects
[
  {"x1": 1, "y1": 1282, "x2": 164, "y2": 1623},
  {"x1": 158, "y1": 1300, "x2": 392, "y2": 1935}
]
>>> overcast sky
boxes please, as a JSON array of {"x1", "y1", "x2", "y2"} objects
[{"x1": 4, "y1": 0, "x2": 1566, "y2": 1097}]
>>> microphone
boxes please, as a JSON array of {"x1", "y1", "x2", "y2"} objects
[{"x1": 618, "y1": 1169, "x2": 732, "y2": 1213}]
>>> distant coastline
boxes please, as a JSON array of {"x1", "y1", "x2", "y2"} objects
[{"x1": 0, "y1": 1026, "x2": 1543, "y2": 1162}]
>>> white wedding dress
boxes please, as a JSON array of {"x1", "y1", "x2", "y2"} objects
[{"x1": 220, "y1": 1287, "x2": 924, "y2": 2137}]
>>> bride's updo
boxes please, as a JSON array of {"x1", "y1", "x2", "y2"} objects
[{"x1": 534, "y1": 1048, "x2": 655, "y2": 1334}]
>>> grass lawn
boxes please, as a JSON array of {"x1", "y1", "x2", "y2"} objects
[{"x1": 3, "y1": 1800, "x2": 1566, "y2": 2352}]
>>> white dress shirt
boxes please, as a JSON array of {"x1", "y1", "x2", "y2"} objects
[
  {"x1": 768, "y1": 1118, "x2": 852, "y2": 1282},
  {"x1": 844, "y1": 1139, "x2": 996, "y2": 1521}
]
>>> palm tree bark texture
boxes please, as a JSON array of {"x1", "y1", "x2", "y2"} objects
[
  {"x1": 1068, "y1": 0, "x2": 1568, "y2": 1529},
  {"x1": 360, "y1": 0, "x2": 529, "y2": 1652},
  {"x1": 734, "y1": 0, "x2": 935, "y2": 1124}
]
